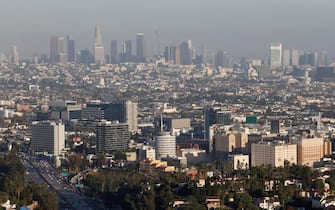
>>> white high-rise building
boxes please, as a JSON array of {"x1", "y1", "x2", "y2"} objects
[
  {"x1": 12, "y1": 45, "x2": 19, "y2": 65},
  {"x1": 126, "y1": 101, "x2": 138, "y2": 133},
  {"x1": 155, "y1": 132, "x2": 176, "y2": 160},
  {"x1": 251, "y1": 141, "x2": 297, "y2": 167},
  {"x1": 31, "y1": 121, "x2": 65, "y2": 155},
  {"x1": 153, "y1": 26, "x2": 160, "y2": 57},
  {"x1": 94, "y1": 25, "x2": 105, "y2": 65},
  {"x1": 270, "y1": 43, "x2": 282, "y2": 69}
]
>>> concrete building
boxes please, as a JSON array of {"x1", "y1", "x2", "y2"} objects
[
  {"x1": 125, "y1": 101, "x2": 138, "y2": 133},
  {"x1": 155, "y1": 132, "x2": 176, "y2": 159},
  {"x1": 95, "y1": 120, "x2": 130, "y2": 153},
  {"x1": 294, "y1": 136, "x2": 332, "y2": 167},
  {"x1": 179, "y1": 148, "x2": 207, "y2": 164},
  {"x1": 214, "y1": 132, "x2": 248, "y2": 158},
  {"x1": 251, "y1": 141, "x2": 297, "y2": 167},
  {"x1": 31, "y1": 121, "x2": 65, "y2": 155}
]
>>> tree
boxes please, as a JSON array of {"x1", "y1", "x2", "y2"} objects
[
  {"x1": 234, "y1": 192, "x2": 252, "y2": 209},
  {"x1": 312, "y1": 179, "x2": 325, "y2": 192}
]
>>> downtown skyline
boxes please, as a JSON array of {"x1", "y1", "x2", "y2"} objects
[{"x1": 1, "y1": 0, "x2": 335, "y2": 58}]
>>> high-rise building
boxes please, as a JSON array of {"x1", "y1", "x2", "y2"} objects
[
  {"x1": 153, "y1": 26, "x2": 160, "y2": 57},
  {"x1": 94, "y1": 25, "x2": 105, "y2": 65},
  {"x1": 136, "y1": 33, "x2": 145, "y2": 62},
  {"x1": 155, "y1": 132, "x2": 176, "y2": 159},
  {"x1": 270, "y1": 43, "x2": 282, "y2": 69},
  {"x1": 318, "y1": 51, "x2": 328, "y2": 66},
  {"x1": 67, "y1": 36, "x2": 75, "y2": 62},
  {"x1": 12, "y1": 45, "x2": 19, "y2": 65},
  {"x1": 251, "y1": 141, "x2": 297, "y2": 167},
  {"x1": 79, "y1": 48, "x2": 93, "y2": 65},
  {"x1": 110, "y1": 40, "x2": 118, "y2": 64},
  {"x1": 270, "y1": 119, "x2": 280, "y2": 134},
  {"x1": 291, "y1": 49, "x2": 301, "y2": 66},
  {"x1": 96, "y1": 120, "x2": 129, "y2": 153},
  {"x1": 282, "y1": 49, "x2": 291, "y2": 67},
  {"x1": 31, "y1": 121, "x2": 65, "y2": 155},
  {"x1": 179, "y1": 41, "x2": 192, "y2": 65},
  {"x1": 50, "y1": 36, "x2": 65, "y2": 64},
  {"x1": 125, "y1": 101, "x2": 138, "y2": 133},
  {"x1": 122, "y1": 40, "x2": 132, "y2": 62}
]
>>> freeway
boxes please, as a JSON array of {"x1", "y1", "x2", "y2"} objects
[{"x1": 19, "y1": 153, "x2": 105, "y2": 210}]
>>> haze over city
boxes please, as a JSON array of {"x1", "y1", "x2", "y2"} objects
[{"x1": 1, "y1": 0, "x2": 335, "y2": 58}]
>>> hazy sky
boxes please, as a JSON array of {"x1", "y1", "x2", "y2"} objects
[{"x1": 1, "y1": 0, "x2": 335, "y2": 58}]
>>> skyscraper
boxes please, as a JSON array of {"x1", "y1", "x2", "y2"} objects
[
  {"x1": 110, "y1": 40, "x2": 118, "y2": 64},
  {"x1": 31, "y1": 121, "x2": 65, "y2": 155},
  {"x1": 125, "y1": 101, "x2": 138, "y2": 134},
  {"x1": 291, "y1": 49, "x2": 302, "y2": 66},
  {"x1": 12, "y1": 45, "x2": 19, "y2": 65},
  {"x1": 94, "y1": 25, "x2": 105, "y2": 65},
  {"x1": 123, "y1": 40, "x2": 132, "y2": 62},
  {"x1": 50, "y1": 36, "x2": 65, "y2": 64},
  {"x1": 179, "y1": 41, "x2": 192, "y2": 65},
  {"x1": 153, "y1": 26, "x2": 160, "y2": 57},
  {"x1": 67, "y1": 36, "x2": 75, "y2": 62},
  {"x1": 136, "y1": 33, "x2": 145, "y2": 62},
  {"x1": 270, "y1": 43, "x2": 282, "y2": 69},
  {"x1": 282, "y1": 49, "x2": 291, "y2": 67}
]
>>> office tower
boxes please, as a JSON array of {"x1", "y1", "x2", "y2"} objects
[
  {"x1": 94, "y1": 25, "x2": 105, "y2": 65},
  {"x1": 155, "y1": 132, "x2": 176, "y2": 159},
  {"x1": 50, "y1": 36, "x2": 65, "y2": 64},
  {"x1": 201, "y1": 45, "x2": 208, "y2": 64},
  {"x1": 67, "y1": 36, "x2": 75, "y2": 62},
  {"x1": 282, "y1": 49, "x2": 291, "y2": 67},
  {"x1": 270, "y1": 43, "x2": 282, "y2": 69},
  {"x1": 82, "y1": 101, "x2": 137, "y2": 133},
  {"x1": 204, "y1": 108, "x2": 217, "y2": 139},
  {"x1": 31, "y1": 121, "x2": 65, "y2": 155},
  {"x1": 215, "y1": 49, "x2": 225, "y2": 67},
  {"x1": 318, "y1": 51, "x2": 328, "y2": 66},
  {"x1": 136, "y1": 33, "x2": 145, "y2": 62},
  {"x1": 291, "y1": 49, "x2": 301, "y2": 66},
  {"x1": 96, "y1": 120, "x2": 129, "y2": 153},
  {"x1": 11, "y1": 45, "x2": 19, "y2": 65},
  {"x1": 270, "y1": 119, "x2": 280, "y2": 134},
  {"x1": 123, "y1": 40, "x2": 132, "y2": 62},
  {"x1": 79, "y1": 48, "x2": 93, "y2": 65},
  {"x1": 179, "y1": 41, "x2": 192, "y2": 65},
  {"x1": 251, "y1": 141, "x2": 297, "y2": 167},
  {"x1": 153, "y1": 26, "x2": 160, "y2": 57},
  {"x1": 125, "y1": 101, "x2": 138, "y2": 133},
  {"x1": 110, "y1": 40, "x2": 118, "y2": 64},
  {"x1": 164, "y1": 46, "x2": 180, "y2": 65}
]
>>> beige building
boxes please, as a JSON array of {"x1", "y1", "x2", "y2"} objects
[
  {"x1": 294, "y1": 136, "x2": 332, "y2": 167},
  {"x1": 251, "y1": 141, "x2": 297, "y2": 167},
  {"x1": 214, "y1": 132, "x2": 248, "y2": 158}
]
